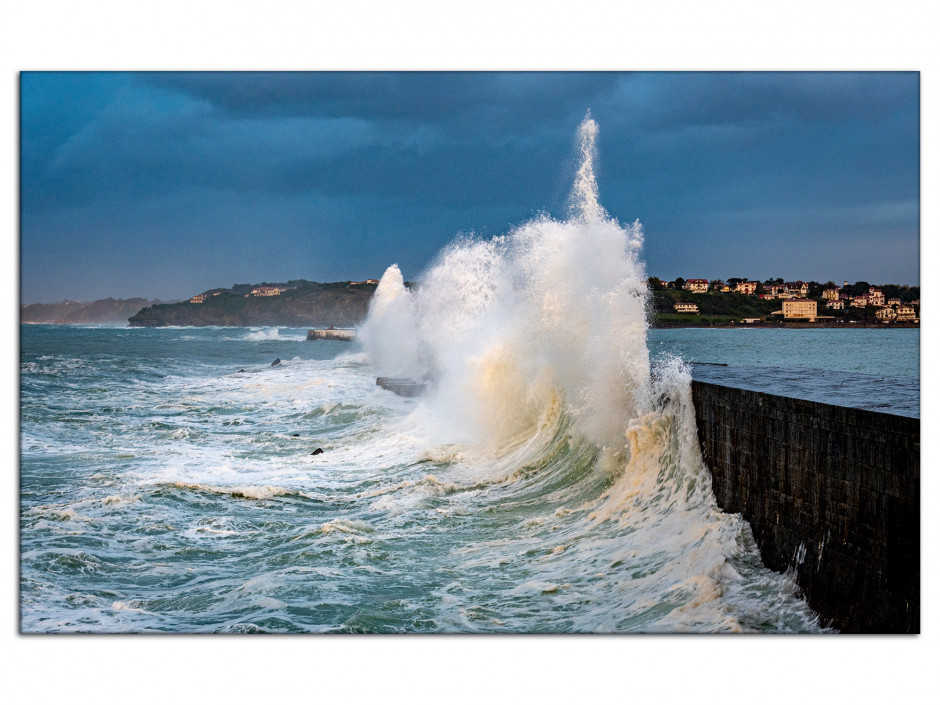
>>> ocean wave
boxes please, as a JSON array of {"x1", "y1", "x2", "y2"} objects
[
  {"x1": 244, "y1": 328, "x2": 281, "y2": 341},
  {"x1": 317, "y1": 519, "x2": 377, "y2": 545},
  {"x1": 18, "y1": 115, "x2": 829, "y2": 633},
  {"x1": 167, "y1": 481, "x2": 302, "y2": 501}
]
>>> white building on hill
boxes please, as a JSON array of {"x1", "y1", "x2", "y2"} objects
[
  {"x1": 783, "y1": 299, "x2": 817, "y2": 321},
  {"x1": 683, "y1": 279, "x2": 709, "y2": 293},
  {"x1": 674, "y1": 302, "x2": 700, "y2": 314}
]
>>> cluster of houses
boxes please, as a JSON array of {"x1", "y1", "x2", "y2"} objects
[
  {"x1": 669, "y1": 278, "x2": 919, "y2": 323},
  {"x1": 188, "y1": 286, "x2": 290, "y2": 302},
  {"x1": 246, "y1": 286, "x2": 286, "y2": 297},
  {"x1": 820, "y1": 285, "x2": 918, "y2": 321},
  {"x1": 672, "y1": 279, "x2": 821, "y2": 318},
  {"x1": 680, "y1": 278, "x2": 811, "y2": 298}
]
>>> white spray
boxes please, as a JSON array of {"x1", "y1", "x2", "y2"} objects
[
  {"x1": 362, "y1": 114, "x2": 650, "y2": 451},
  {"x1": 359, "y1": 114, "x2": 822, "y2": 631},
  {"x1": 357, "y1": 264, "x2": 421, "y2": 377}
]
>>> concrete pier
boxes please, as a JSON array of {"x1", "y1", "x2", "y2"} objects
[
  {"x1": 307, "y1": 328, "x2": 355, "y2": 342},
  {"x1": 690, "y1": 380, "x2": 919, "y2": 633}
]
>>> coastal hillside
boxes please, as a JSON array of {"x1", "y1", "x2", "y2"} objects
[
  {"x1": 650, "y1": 289, "x2": 780, "y2": 320},
  {"x1": 21, "y1": 298, "x2": 164, "y2": 324},
  {"x1": 649, "y1": 285, "x2": 920, "y2": 327},
  {"x1": 128, "y1": 280, "x2": 382, "y2": 327}
]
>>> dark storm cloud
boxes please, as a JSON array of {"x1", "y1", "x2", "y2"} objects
[
  {"x1": 23, "y1": 72, "x2": 618, "y2": 215},
  {"x1": 590, "y1": 73, "x2": 919, "y2": 272},
  {"x1": 140, "y1": 71, "x2": 626, "y2": 209},
  {"x1": 145, "y1": 72, "x2": 621, "y2": 129},
  {"x1": 20, "y1": 71, "x2": 919, "y2": 303},
  {"x1": 610, "y1": 72, "x2": 914, "y2": 131}
]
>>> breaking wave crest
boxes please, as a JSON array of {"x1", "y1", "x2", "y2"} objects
[
  {"x1": 359, "y1": 115, "x2": 823, "y2": 631},
  {"x1": 19, "y1": 115, "x2": 826, "y2": 633}
]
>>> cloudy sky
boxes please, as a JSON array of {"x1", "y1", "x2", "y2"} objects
[{"x1": 20, "y1": 71, "x2": 919, "y2": 303}]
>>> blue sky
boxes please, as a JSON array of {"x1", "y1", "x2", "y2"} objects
[{"x1": 20, "y1": 71, "x2": 920, "y2": 303}]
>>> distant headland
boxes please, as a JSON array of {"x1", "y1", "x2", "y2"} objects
[
  {"x1": 127, "y1": 279, "x2": 398, "y2": 328},
  {"x1": 20, "y1": 297, "x2": 171, "y2": 325},
  {"x1": 20, "y1": 280, "x2": 400, "y2": 328}
]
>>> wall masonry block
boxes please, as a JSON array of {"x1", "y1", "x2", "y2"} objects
[{"x1": 691, "y1": 380, "x2": 919, "y2": 633}]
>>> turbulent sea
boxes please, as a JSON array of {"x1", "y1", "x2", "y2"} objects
[{"x1": 19, "y1": 118, "x2": 919, "y2": 634}]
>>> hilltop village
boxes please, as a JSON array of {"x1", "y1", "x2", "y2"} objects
[{"x1": 649, "y1": 277, "x2": 920, "y2": 327}]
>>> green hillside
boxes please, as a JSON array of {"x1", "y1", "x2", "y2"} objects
[{"x1": 128, "y1": 280, "x2": 380, "y2": 327}]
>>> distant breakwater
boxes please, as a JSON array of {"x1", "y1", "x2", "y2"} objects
[
  {"x1": 690, "y1": 381, "x2": 919, "y2": 633},
  {"x1": 306, "y1": 328, "x2": 355, "y2": 341}
]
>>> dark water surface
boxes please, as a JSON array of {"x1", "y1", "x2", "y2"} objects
[
  {"x1": 21, "y1": 324, "x2": 916, "y2": 633},
  {"x1": 649, "y1": 328, "x2": 919, "y2": 417}
]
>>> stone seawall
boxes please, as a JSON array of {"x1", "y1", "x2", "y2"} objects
[{"x1": 690, "y1": 380, "x2": 919, "y2": 633}]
